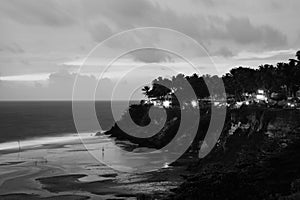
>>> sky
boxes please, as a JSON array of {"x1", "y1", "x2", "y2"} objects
[{"x1": 0, "y1": 0, "x2": 299, "y2": 100}]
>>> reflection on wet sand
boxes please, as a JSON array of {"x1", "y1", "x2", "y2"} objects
[{"x1": 0, "y1": 134, "x2": 184, "y2": 199}]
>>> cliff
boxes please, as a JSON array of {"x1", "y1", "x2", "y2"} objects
[
  {"x1": 102, "y1": 103, "x2": 216, "y2": 154},
  {"x1": 103, "y1": 105, "x2": 300, "y2": 199},
  {"x1": 169, "y1": 107, "x2": 300, "y2": 200}
]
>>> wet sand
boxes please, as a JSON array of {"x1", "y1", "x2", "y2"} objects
[{"x1": 0, "y1": 134, "x2": 185, "y2": 199}]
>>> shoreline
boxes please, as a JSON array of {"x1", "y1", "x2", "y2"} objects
[{"x1": 0, "y1": 131, "x2": 187, "y2": 199}]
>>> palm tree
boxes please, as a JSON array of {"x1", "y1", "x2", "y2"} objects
[
  {"x1": 296, "y1": 50, "x2": 300, "y2": 61},
  {"x1": 141, "y1": 86, "x2": 150, "y2": 100}
]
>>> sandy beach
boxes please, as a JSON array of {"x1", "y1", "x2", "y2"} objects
[{"x1": 0, "y1": 133, "x2": 184, "y2": 200}]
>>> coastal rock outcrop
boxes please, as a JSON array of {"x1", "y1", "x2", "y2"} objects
[{"x1": 169, "y1": 107, "x2": 300, "y2": 200}]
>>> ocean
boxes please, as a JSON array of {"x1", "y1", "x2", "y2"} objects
[{"x1": 0, "y1": 101, "x2": 135, "y2": 144}]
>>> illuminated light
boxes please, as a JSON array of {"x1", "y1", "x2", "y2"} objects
[
  {"x1": 236, "y1": 102, "x2": 243, "y2": 106},
  {"x1": 256, "y1": 94, "x2": 266, "y2": 101},
  {"x1": 245, "y1": 101, "x2": 250, "y2": 105},
  {"x1": 163, "y1": 163, "x2": 170, "y2": 168},
  {"x1": 191, "y1": 100, "x2": 198, "y2": 108},
  {"x1": 288, "y1": 103, "x2": 296, "y2": 108},
  {"x1": 257, "y1": 89, "x2": 264, "y2": 94},
  {"x1": 214, "y1": 102, "x2": 220, "y2": 106},
  {"x1": 163, "y1": 100, "x2": 171, "y2": 108}
]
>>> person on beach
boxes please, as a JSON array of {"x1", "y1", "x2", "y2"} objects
[{"x1": 102, "y1": 146, "x2": 105, "y2": 159}]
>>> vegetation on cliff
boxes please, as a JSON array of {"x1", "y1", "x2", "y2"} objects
[{"x1": 168, "y1": 108, "x2": 300, "y2": 200}]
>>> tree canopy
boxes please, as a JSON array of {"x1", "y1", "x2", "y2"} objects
[{"x1": 142, "y1": 50, "x2": 300, "y2": 100}]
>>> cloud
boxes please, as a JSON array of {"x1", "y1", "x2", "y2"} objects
[
  {"x1": 0, "y1": 70, "x2": 116, "y2": 100},
  {"x1": 0, "y1": 0, "x2": 290, "y2": 54},
  {"x1": 225, "y1": 17, "x2": 287, "y2": 48},
  {"x1": 130, "y1": 49, "x2": 173, "y2": 63},
  {"x1": 0, "y1": 73, "x2": 49, "y2": 81},
  {"x1": 0, "y1": 0, "x2": 75, "y2": 26},
  {"x1": 87, "y1": 22, "x2": 113, "y2": 43},
  {"x1": 48, "y1": 70, "x2": 100, "y2": 100},
  {"x1": 79, "y1": 0, "x2": 287, "y2": 53},
  {"x1": 214, "y1": 47, "x2": 234, "y2": 57},
  {"x1": 0, "y1": 43, "x2": 25, "y2": 54},
  {"x1": 234, "y1": 49, "x2": 296, "y2": 60}
]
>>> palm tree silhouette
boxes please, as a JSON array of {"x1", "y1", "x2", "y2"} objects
[{"x1": 142, "y1": 86, "x2": 151, "y2": 101}]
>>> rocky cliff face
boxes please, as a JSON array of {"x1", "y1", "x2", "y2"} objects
[
  {"x1": 103, "y1": 104, "x2": 300, "y2": 199},
  {"x1": 169, "y1": 107, "x2": 300, "y2": 200},
  {"x1": 103, "y1": 104, "x2": 182, "y2": 149}
]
